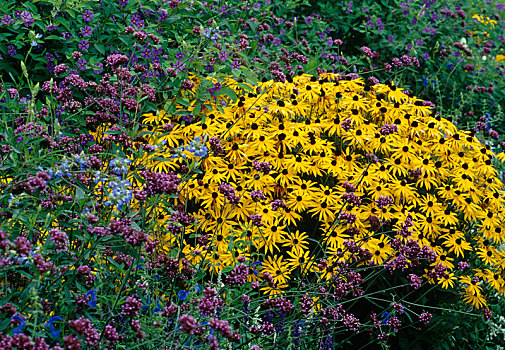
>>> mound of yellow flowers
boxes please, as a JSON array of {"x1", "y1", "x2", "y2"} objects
[{"x1": 131, "y1": 72, "x2": 504, "y2": 309}]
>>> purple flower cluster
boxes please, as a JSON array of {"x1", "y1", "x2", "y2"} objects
[
  {"x1": 206, "y1": 136, "x2": 224, "y2": 154},
  {"x1": 271, "y1": 199, "x2": 286, "y2": 211},
  {"x1": 342, "y1": 312, "x2": 361, "y2": 332},
  {"x1": 141, "y1": 170, "x2": 181, "y2": 195},
  {"x1": 198, "y1": 287, "x2": 223, "y2": 316},
  {"x1": 218, "y1": 182, "x2": 241, "y2": 204},
  {"x1": 250, "y1": 190, "x2": 266, "y2": 202},
  {"x1": 225, "y1": 263, "x2": 248, "y2": 286},
  {"x1": 69, "y1": 317, "x2": 100, "y2": 346},
  {"x1": 249, "y1": 213, "x2": 263, "y2": 226},
  {"x1": 418, "y1": 312, "x2": 432, "y2": 324},
  {"x1": 122, "y1": 296, "x2": 142, "y2": 318},
  {"x1": 179, "y1": 314, "x2": 198, "y2": 334},
  {"x1": 380, "y1": 124, "x2": 398, "y2": 135},
  {"x1": 341, "y1": 192, "x2": 362, "y2": 205},
  {"x1": 396, "y1": 216, "x2": 413, "y2": 237},
  {"x1": 165, "y1": 212, "x2": 191, "y2": 236},
  {"x1": 106, "y1": 54, "x2": 129, "y2": 67},
  {"x1": 209, "y1": 318, "x2": 240, "y2": 342},
  {"x1": 49, "y1": 228, "x2": 68, "y2": 252},
  {"x1": 109, "y1": 218, "x2": 148, "y2": 246},
  {"x1": 341, "y1": 118, "x2": 352, "y2": 131},
  {"x1": 252, "y1": 160, "x2": 272, "y2": 174},
  {"x1": 408, "y1": 274, "x2": 422, "y2": 289},
  {"x1": 339, "y1": 211, "x2": 356, "y2": 224},
  {"x1": 375, "y1": 195, "x2": 393, "y2": 209}
]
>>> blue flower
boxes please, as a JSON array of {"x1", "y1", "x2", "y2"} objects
[
  {"x1": 104, "y1": 177, "x2": 133, "y2": 211},
  {"x1": 85, "y1": 289, "x2": 97, "y2": 308},
  {"x1": 178, "y1": 290, "x2": 189, "y2": 301},
  {"x1": 192, "y1": 283, "x2": 202, "y2": 294},
  {"x1": 380, "y1": 311, "x2": 390, "y2": 324},
  {"x1": 12, "y1": 315, "x2": 27, "y2": 335},
  {"x1": 423, "y1": 76, "x2": 428, "y2": 87},
  {"x1": 186, "y1": 137, "x2": 208, "y2": 158},
  {"x1": 45, "y1": 316, "x2": 63, "y2": 338},
  {"x1": 202, "y1": 27, "x2": 219, "y2": 42},
  {"x1": 153, "y1": 299, "x2": 162, "y2": 314},
  {"x1": 251, "y1": 261, "x2": 262, "y2": 276}
]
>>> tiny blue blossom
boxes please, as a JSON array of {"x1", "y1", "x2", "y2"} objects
[
  {"x1": 251, "y1": 261, "x2": 262, "y2": 276},
  {"x1": 186, "y1": 137, "x2": 209, "y2": 158},
  {"x1": 12, "y1": 315, "x2": 27, "y2": 335},
  {"x1": 178, "y1": 290, "x2": 189, "y2": 301},
  {"x1": 45, "y1": 316, "x2": 63, "y2": 338},
  {"x1": 109, "y1": 157, "x2": 132, "y2": 176},
  {"x1": 380, "y1": 311, "x2": 390, "y2": 324},
  {"x1": 85, "y1": 289, "x2": 98, "y2": 308},
  {"x1": 105, "y1": 178, "x2": 133, "y2": 211}
]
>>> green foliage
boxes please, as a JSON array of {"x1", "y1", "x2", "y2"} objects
[{"x1": 0, "y1": 0, "x2": 504, "y2": 348}]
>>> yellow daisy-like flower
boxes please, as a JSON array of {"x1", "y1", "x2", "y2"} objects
[
  {"x1": 441, "y1": 229, "x2": 472, "y2": 258},
  {"x1": 439, "y1": 272, "x2": 457, "y2": 289},
  {"x1": 125, "y1": 72, "x2": 505, "y2": 309}
]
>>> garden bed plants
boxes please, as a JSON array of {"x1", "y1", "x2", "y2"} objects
[{"x1": 1, "y1": 0, "x2": 505, "y2": 349}]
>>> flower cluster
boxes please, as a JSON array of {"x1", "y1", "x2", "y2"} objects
[{"x1": 133, "y1": 72, "x2": 505, "y2": 310}]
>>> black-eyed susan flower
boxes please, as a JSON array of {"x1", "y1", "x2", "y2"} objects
[
  {"x1": 439, "y1": 272, "x2": 457, "y2": 289},
  {"x1": 282, "y1": 230, "x2": 310, "y2": 253},
  {"x1": 442, "y1": 230, "x2": 472, "y2": 258},
  {"x1": 130, "y1": 73, "x2": 505, "y2": 310}
]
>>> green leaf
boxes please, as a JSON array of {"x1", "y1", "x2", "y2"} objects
[
  {"x1": 236, "y1": 83, "x2": 254, "y2": 92},
  {"x1": 173, "y1": 110, "x2": 192, "y2": 116},
  {"x1": 119, "y1": 36, "x2": 131, "y2": 47},
  {"x1": 104, "y1": 129, "x2": 123, "y2": 135},
  {"x1": 94, "y1": 43, "x2": 105, "y2": 55},
  {"x1": 245, "y1": 77, "x2": 258, "y2": 86},
  {"x1": 215, "y1": 87, "x2": 237, "y2": 103},
  {"x1": 175, "y1": 98, "x2": 191, "y2": 107},
  {"x1": 75, "y1": 187, "x2": 86, "y2": 202},
  {"x1": 306, "y1": 57, "x2": 319, "y2": 73},
  {"x1": 192, "y1": 103, "x2": 201, "y2": 116},
  {"x1": 248, "y1": 20, "x2": 260, "y2": 32}
]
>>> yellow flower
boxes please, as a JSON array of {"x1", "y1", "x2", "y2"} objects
[
  {"x1": 442, "y1": 230, "x2": 471, "y2": 258},
  {"x1": 431, "y1": 252, "x2": 454, "y2": 270},
  {"x1": 262, "y1": 255, "x2": 291, "y2": 286},
  {"x1": 439, "y1": 272, "x2": 457, "y2": 289},
  {"x1": 131, "y1": 72, "x2": 505, "y2": 309},
  {"x1": 286, "y1": 248, "x2": 313, "y2": 272},
  {"x1": 461, "y1": 288, "x2": 487, "y2": 309},
  {"x1": 369, "y1": 235, "x2": 394, "y2": 265},
  {"x1": 477, "y1": 246, "x2": 499, "y2": 266},
  {"x1": 282, "y1": 230, "x2": 310, "y2": 253}
]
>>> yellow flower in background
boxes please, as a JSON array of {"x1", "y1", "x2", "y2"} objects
[{"x1": 472, "y1": 14, "x2": 497, "y2": 28}]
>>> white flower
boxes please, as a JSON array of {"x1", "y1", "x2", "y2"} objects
[{"x1": 459, "y1": 37, "x2": 468, "y2": 49}]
